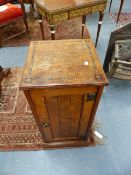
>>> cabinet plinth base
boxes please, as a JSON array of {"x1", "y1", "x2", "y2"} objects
[{"x1": 41, "y1": 135, "x2": 95, "y2": 150}]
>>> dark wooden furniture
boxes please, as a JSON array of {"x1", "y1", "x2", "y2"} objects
[
  {"x1": 109, "y1": 0, "x2": 124, "y2": 23},
  {"x1": 35, "y1": 0, "x2": 107, "y2": 47},
  {"x1": 0, "y1": 0, "x2": 28, "y2": 47},
  {"x1": 103, "y1": 23, "x2": 131, "y2": 73},
  {"x1": 22, "y1": 0, "x2": 38, "y2": 18},
  {"x1": 22, "y1": 0, "x2": 34, "y2": 10},
  {"x1": 107, "y1": 39, "x2": 131, "y2": 79},
  {"x1": 0, "y1": 66, "x2": 10, "y2": 99},
  {"x1": 20, "y1": 39, "x2": 108, "y2": 149}
]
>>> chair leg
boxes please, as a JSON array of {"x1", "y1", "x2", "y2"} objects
[
  {"x1": 23, "y1": 17, "x2": 28, "y2": 31},
  {"x1": 20, "y1": 0, "x2": 28, "y2": 31},
  {"x1": 109, "y1": 0, "x2": 113, "y2": 12}
]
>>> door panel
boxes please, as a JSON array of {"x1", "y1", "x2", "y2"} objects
[
  {"x1": 46, "y1": 96, "x2": 61, "y2": 138},
  {"x1": 30, "y1": 87, "x2": 98, "y2": 143},
  {"x1": 58, "y1": 95, "x2": 71, "y2": 137},
  {"x1": 29, "y1": 92, "x2": 53, "y2": 142}
]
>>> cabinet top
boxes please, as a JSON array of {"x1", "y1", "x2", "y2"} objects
[{"x1": 20, "y1": 39, "x2": 108, "y2": 89}]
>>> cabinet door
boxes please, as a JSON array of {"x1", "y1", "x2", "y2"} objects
[{"x1": 29, "y1": 87, "x2": 98, "y2": 143}]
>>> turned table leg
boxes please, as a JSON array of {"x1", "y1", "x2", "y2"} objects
[
  {"x1": 30, "y1": 0, "x2": 35, "y2": 12},
  {"x1": 109, "y1": 0, "x2": 113, "y2": 12},
  {"x1": 82, "y1": 15, "x2": 86, "y2": 38},
  {"x1": 117, "y1": 0, "x2": 124, "y2": 23},
  {"x1": 50, "y1": 24, "x2": 55, "y2": 40},
  {"x1": 95, "y1": 11, "x2": 104, "y2": 47},
  {"x1": 38, "y1": 14, "x2": 44, "y2": 40}
]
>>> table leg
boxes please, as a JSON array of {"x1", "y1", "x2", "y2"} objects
[
  {"x1": 82, "y1": 15, "x2": 86, "y2": 38},
  {"x1": 50, "y1": 24, "x2": 55, "y2": 40},
  {"x1": 109, "y1": 0, "x2": 113, "y2": 12},
  {"x1": 117, "y1": 0, "x2": 124, "y2": 23},
  {"x1": 95, "y1": 11, "x2": 104, "y2": 47},
  {"x1": 38, "y1": 15, "x2": 44, "y2": 40},
  {"x1": 29, "y1": 0, "x2": 38, "y2": 19},
  {"x1": 30, "y1": 0, "x2": 35, "y2": 12},
  {"x1": 20, "y1": 0, "x2": 28, "y2": 31}
]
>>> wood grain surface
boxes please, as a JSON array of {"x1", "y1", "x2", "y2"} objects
[
  {"x1": 20, "y1": 39, "x2": 108, "y2": 89},
  {"x1": 35, "y1": 0, "x2": 107, "y2": 12},
  {"x1": 20, "y1": 39, "x2": 108, "y2": 149}
]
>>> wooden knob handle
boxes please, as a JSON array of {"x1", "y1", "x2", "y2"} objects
[{"x1": 42, "y1": 123, "x2": 49, "y2": 128}]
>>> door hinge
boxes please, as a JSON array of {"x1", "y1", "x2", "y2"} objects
[{"x1": 84, "y1": 93, "x2": 97, "y2": 102}]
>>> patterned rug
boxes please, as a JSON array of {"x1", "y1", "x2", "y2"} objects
[
  {"x1": 110, "y1": 13, "x2": 131, "y2": 27},
  {"x1": 0, "y1": 68, "x2": 104, "y2": 151},
  {"x1": 3, "y1": 12, "x2": 90, "y2": 47}
]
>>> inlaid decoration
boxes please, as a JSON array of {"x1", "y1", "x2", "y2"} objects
[
  {"x1": 69, "y1": 7, "x2": 92, "y2": 19},
  {"x1": 36, "y1": 6, "x2": 46, "y2": 18},
  {"x1": 52, "y1": 12, "x2": 69, "y2": 22},
  {"x1": 20, "y1": 39, "x2": 107, "y2": 87},
  {"x1": 92, "y1": 4, "x2": 106, "y2": 12}
]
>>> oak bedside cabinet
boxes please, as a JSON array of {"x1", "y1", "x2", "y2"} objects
[{"x1": 20, "y1": 39, "x2": 108, "y2": 149}]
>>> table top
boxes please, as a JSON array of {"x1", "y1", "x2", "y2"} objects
[
  {"x1": 35, "y1": 0, "x2": 107, "y2": 13},
  {"x1": 20, "y1": 39, "x2": 108, "y2": 89}
]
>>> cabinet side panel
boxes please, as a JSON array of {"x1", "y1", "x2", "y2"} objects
[
  {"x1": 79, "y1": 100, "x2": 95, "y2": 138},
  {"x1": 23, "y1": 90, "x2": 46, "y2": 142},
  {"x1": 70, "y1": 95, "x2": 82, "y2": 137},
  {"x1": 78, "y1": 87, "x2": 98, "y2": 138},
  {"x1": 85, "y1": 86, "x2": 104, "y2": 139}
]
